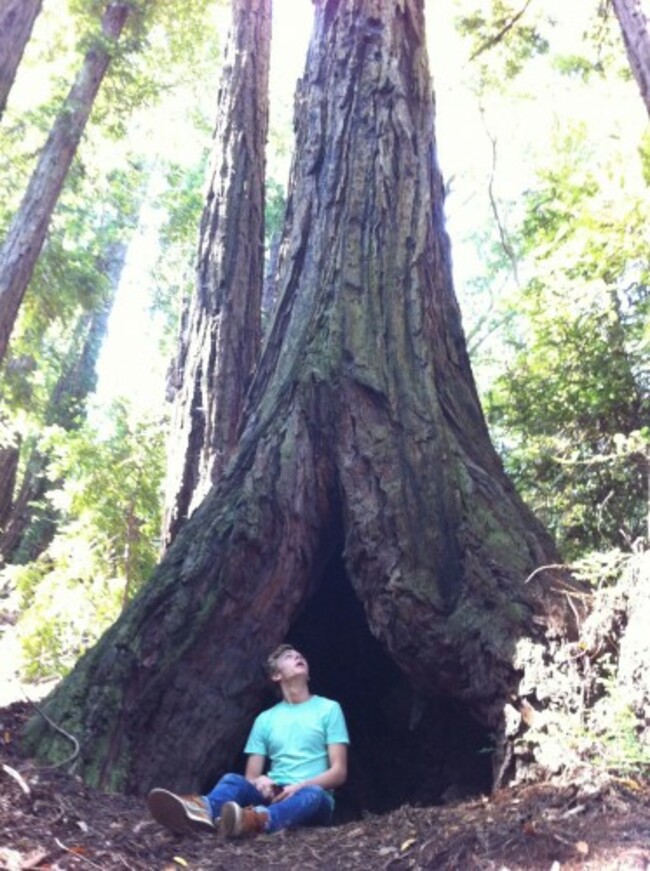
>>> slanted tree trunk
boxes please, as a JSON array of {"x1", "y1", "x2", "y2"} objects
[
  {"x1": 162, "y1": 0, "x2": 270, "y2": 548},
  {"x1": 612, "y1": 0, "x2": 650, "y2": 116},
  {"x1": 0, "y1": 2, "x2": 130, "y2": 364},
  {"x1": 0, "y1": 0, "x2": 43, "y2": 119},
  {"x1": 27, "y1": 0, "x2": 583, "y2": 797}
]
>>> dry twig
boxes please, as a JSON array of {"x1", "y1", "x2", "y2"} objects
[
  {"x1": 1, "y1": 762, "x2": 30, "y2": 795},
  {"x1": 24, "y1": 693, "x2": 80, "y2": 769}
]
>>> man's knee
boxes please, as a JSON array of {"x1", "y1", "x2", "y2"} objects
[
  {"x1": 295, "y1": 785, "x2": 333, "y2": 813},
  {"x1": 297, "y1": 785, "x2": 327, "y2": 799},
  {"x1": 217, "y1": 772, "x2": 247, "y2": 788}
]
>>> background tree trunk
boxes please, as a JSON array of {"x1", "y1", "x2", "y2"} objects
[
  {"x1": 0, "y1": 2, "x2": 130, "y2": 364},
  {"x1": 612, "y1": 0, "x2": 650, "y2": 117},
  {"x1": 0, "y1": 0, "x2": 43, "y2": 119},
  {"x1": 0, "y1": 433, "x2": 19, "y2": 531},
  {"x1": 162, "y1": 0, "x2": 270, "y2": 548},
  {"x1": 27, "y1": 0, "x2": 582, "y2": 801},
  {"x1": 0, "y1": 242, "x2": 126, "y2": 564}
]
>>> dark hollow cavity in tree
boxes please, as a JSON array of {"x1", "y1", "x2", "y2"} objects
[{"x1": 210, "y1": 546, "x2": 493, "y2": 820}]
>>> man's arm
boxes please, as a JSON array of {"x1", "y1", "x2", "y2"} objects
[
  {"x1": 272, "y1": 743, "x2": 348, "y2": 802},
  {"x1": 244, "y1": 754, "x2": 266, "y2": 781},
  {"x1": 245, "y1": 753, "x2": 278, "y2": 800}
]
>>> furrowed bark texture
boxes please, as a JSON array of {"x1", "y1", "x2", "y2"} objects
[
  {"x1": 0, "y1": 2, "x2": 129, "y2": 363},
  {"x1": 0, "y1": 0, "x2": 43, "y2": 118},
  {"x1": 162, "y1": 0, "x2": 270, "y2": 548},
  {"x1": 612, "y1": 0, "x2": 650, "y2": 117},
  {"x1": 28, "y1": 0, "x2": 580, "y2": 793}
]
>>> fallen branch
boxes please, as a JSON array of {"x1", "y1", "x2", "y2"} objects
[
  {"x1": 1, "y1": 762, "x2": 30, "y2": 795},
  {"x1": 24, "y1": 694, "x2": 80, "y2": 769},
  {"x1": 54, "y1": 838, "x2": 103, "y2": 869},
  {"x1": 524, "y1": 563, "x2": 570, "y2": 584}
]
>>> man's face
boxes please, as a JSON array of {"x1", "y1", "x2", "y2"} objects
[{"x1": 273, "y1": 648, "x2": 310, "y2": 682}]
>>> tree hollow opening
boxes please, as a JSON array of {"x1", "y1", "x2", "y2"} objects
[{"x1": 285, "y1": 552, "x2": 494, "y2": 820}]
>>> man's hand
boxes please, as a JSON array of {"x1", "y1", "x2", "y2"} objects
[
  {"x1": 271, "y1": 782, "x2": 303, "y2": 803},
  {"x1": 251, "y1": 774, "x2": 277, "y2": 801}
]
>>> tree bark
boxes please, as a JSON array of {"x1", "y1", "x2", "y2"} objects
[
  {"x1": 162, "y1": 0, "x2": 270, "y2": 548},
  {"x1": 27, "y1": 0, "x2": 582, "y2": 795},
  {"x1": 0, "y1": 0, "x2": 43, "y2": 119},
  {"x1": 612, "y1": 0, "x2": 650, "y2": 117},
  {"x1": 0, "y1": 2, "x2": 130, "y2": 364}
]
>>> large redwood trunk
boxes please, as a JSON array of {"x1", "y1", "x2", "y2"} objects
[
  {"x1": 612, "y1": 0, "x2": 650, "y2": 117},
  {"x1": 0, "y1": 0, "x2": 43, "y2": 119},
  {"x1": 0, "y1": 2, "x2": 130, "y2": 364},
  {"x1": 27, "y1": 0, "x2": 581, "y2": 800},
  {"x1": 162, "y1": 0, "x2": 270, "y2": 548}
]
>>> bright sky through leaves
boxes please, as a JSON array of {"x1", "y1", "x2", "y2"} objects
[
  {"x1": 94, "y1": 0, "x2": 646, "y2": 416},
  {"x1": 94, "y1": 0, "x2": 315, "y2": 417}
]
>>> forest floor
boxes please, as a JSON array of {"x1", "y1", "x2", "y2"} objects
[{"x1": 1, "y1": 702, "x2": 649, "y2": 871}]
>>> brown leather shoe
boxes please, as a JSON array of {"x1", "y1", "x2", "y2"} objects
[
  {"x1": 220, "y1": 801, "x2": 269, "y2": 838},
  {"x1": 147, "y1": 788, "x2": 215, "y2": 835}
]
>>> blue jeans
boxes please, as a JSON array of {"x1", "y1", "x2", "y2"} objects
[{"x1": 204, "y1": 773, "x2": 333, "y2": 833}]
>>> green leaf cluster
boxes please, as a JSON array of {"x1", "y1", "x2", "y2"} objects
[
  {"x1": 0, "y1": 0, "x2": 225, "y2": 679},
  {"x1": 2, "y1": 400, "x2": 165, "y2": 680},
  {"x1": 456, "y1": 0, "x2": 550, "y2": 84},
  {"x1": 484, "y1": 123, "x2": 649, "y2": 557}
]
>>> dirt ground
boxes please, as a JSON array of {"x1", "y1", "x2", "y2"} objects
[{"x1": 1, "y1": 702, "x2": 649, "y2": 871}]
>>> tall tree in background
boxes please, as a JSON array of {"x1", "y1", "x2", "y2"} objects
[
  {"x1": 0, "y1": 2, "x2": 131, "y2": 363},
  {"x1": 612, "y1": 0, "x2": 650, "y2": 116},
  {"x1": 28, "y1": 0, "x2": 582, "y2": 795},
  {"x1": 0, "y1": 241, "x2": 128, "y2": 565},
  {"x1": 162, "y1": 0, "x2": 271, "y2": 548},
  {"x1": 0, "y1": 0, "x2": 43, "y2": 119}
]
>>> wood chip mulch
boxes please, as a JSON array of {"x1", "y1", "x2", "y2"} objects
[{"x1": 1, "y1": 702, "x2": 649, "y2": 870}]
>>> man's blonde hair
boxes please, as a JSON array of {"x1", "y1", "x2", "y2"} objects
[{"x1": 266, "y1": 643, "x2": 295, "y2": 677}]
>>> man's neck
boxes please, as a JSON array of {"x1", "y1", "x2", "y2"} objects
[{"x1": 281, "y1": 680, "x2": 312, "y2": 705}]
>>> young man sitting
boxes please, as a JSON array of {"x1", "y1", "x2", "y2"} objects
[{"x1": 147, "y1": 644, "x2": 349, "y2": 838}]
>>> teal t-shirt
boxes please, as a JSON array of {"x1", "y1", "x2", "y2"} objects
[{"x1": 244, "y1": 695, "x2": 349, "y2": 793}]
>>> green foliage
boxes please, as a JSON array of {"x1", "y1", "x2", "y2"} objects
[
  {"x1": 640, "y1": 129, "x2": 650, "y2": 186},
  {"x1": 552, "y1": 21, "x2": 625, "y2": 83},
  {"x1": 265, "y1": 178, "x2": 287, "y2": 249},
  {"x1": 456, "y1": 0, "x2": 550, "y2": 82},
  {"x1": 2, "y1": 400, "x2": 165, "y2": 680},
  {"x1": 1, "y1": 162, "x2": 145, "y2": 425},
  {"x1": 552, "y1": 54, "x2": 596, "y2": 80},
  {"x1": 482, "y1": 119, "x2": 649, "y2": 558},
  {"x1": 582, "y1": 653, "x2": 650, "y2": 774},
  {"x1": 46, "y1": 400, "x2": 165, "y2": 585},
  {"x1": 146, "y1": 154, "x2": 209, "y2": 353},
  {"x1": 515, "y1": 549, "x2": 650, "y2": 779},
  {"x1": 88, "y1": 0, "x2": 223, "y2": 139},
  {"x1": 520, "y1": 678, "x2": 650, "y2": 778}
]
